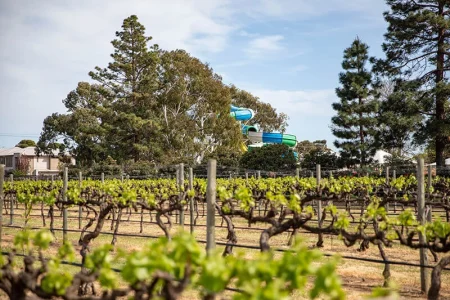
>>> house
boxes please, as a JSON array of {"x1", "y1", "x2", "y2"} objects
[{"x1": 0, "y1": 147, "x2": 75, "y2": 175}]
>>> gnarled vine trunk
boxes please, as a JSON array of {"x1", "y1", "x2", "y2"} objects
[{"x1": 428, "y1": 255, "x2": 450, "y2": 300}]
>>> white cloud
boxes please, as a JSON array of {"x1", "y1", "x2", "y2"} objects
[
  {"x1": 0, "y1": 0, "x2": 235, "y2": 63},
  {"x1": 250, "y1": 89, "x2": 336, "y2": 117},
  {"x1": 245, "y1": 35, "x2": 284, "y2": 57},
  {"x1": 0, "y1": 0, "x2": 387, "y2": 147},
  {"x1": 0, "y1": 0, "x2": 236, "y2": 145}
]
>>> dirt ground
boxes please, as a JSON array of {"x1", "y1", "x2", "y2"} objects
[{"x1": 1, "y1": 207, "x2": 449, "y2": 300}]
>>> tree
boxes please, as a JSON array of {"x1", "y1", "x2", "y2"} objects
[
  {"x1": 240, "y1": 144, "x2": 297, "y2": 172},
  {"x1": 203, "y1": 145, "x2": 242, "y2": 168},
  {"x1": 37, "y1": 83, "x2": 112, "y2": 166},
  {"x1": 383, "y1": 152, "x2": 416, "y2": 167},
  {"x1": 374, "y1": 0, "x2": 450, "y2": 166},
  {"x1": 295, "y1": 140, "x2": 328, "y2": 158},
  {"x1": 36, "y1": 15, "x2": 257, "y2": 166},
  {"x1": 331, "y1": 38, "x2": 379, "y2": 166},
  {"x1": 156, "y1": 50, "x2": 241, "y2": 165},
  {"x1": 230, "y1": 85, "x2": 288, "y2": 133},
  {"x1": 301, "y1": 149, "x2": 342, "y2": 170},
  {"x1": 15, "y1": 140, "x2": 36, "y2": 148},
  {"x1": 38, "y1": 16, "x2": 161, "y2": 165},
  {"x1": 13, "y1": 156, "x2": 31, "y2": 176},
  {"x1": 375, "y1": 80, "x2": 422, "y2": 156},
  {"x1": 89, "y1": 15, "x2": 161, "y2": 163},
  {"x1": 422, "y1": 140, "x2": 450, "y2": 164}
]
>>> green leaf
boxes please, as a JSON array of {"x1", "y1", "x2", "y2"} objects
[
  {"x1": 41, "y1": 271, "x2": 73, "y2": 296},
  {"x1": 33, "y1": 230, "x2": 53, "y2": 249}
]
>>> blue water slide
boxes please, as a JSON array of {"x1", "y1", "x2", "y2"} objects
[
  {"x1": 230, "y1": 105, "x2": 242, "y2": 112},
  {"x1": 241, "y1": 124, "x2": 259, "y2": 134},
  {"x1": 230, "y1": 105, "x2": 254, "y2": 121},
  {"x1": 261, "y1": 132, "x2": 283, "y2": 144},
  {"x1": 230, "y1": 104, "x2": 299, "y2": 158}
]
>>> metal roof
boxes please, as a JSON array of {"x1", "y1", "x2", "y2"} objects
[
  {"x1": 0, "y1": 147, "x2": 36, "y2": 156},
  {"x1": 0, "y1": 147, "x2": 61, "y2": 156}
]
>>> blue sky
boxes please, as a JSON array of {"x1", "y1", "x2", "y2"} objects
[{"x1": 0, "y1": 0, "x2": 388, "y2": 149}]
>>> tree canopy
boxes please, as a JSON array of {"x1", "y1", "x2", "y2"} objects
[
  {"x1": 296, "y1": 140, "x2": 342, "y2": 170},
  {"x1": 240, "y1": 144, "x2": 297, "y2": 172},
  {"x1": 331, "y1": 38, "x2": 379, "y2": 166},
  {"x1": 300, "y1": 148, "x2": 342, "y2": 170},
  {"x1": 37, "y1": 15, "x2": 284, "y2": 167},
  {"x1": 374, "y1": 80, "x2": 420, "y2": 156},
  {"x1": 295, "y1": 140, "x2": 327, "y2": 158},
  {"x1": 15, "y1": 139, "x2": 36, "y2": 148},
  {"x1": 373, "y1": 0, "x2": 450, "y2": 165}
]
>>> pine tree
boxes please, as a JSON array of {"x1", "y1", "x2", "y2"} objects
[
  {"x1": 331, "y1": 38, "x2": 379, "y2": 166},
  {"x1": 374, "y1": 0, "x2": 450, "y2": 166},
  {"x1": 89, "y1": 15, "x2": 160, "y2": 162},
  {"x1": 375, "y1": 80, "x2": 423, "y2": 155}
]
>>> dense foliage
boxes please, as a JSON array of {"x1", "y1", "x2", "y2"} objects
[
  {"x1": 331, "y1": 38, "x2": 378, "y2": 166},
  {"x1": 2, "y1": 172, "x2": 449, "y2": 298},
  {"x1": 36, "y1": 15, "x2": 283, "y2": 167},
  {"x1": 300, "y1": 148, "x2": 343, "y2": 170},
  {"x1": 374, "y1": 0, "x2": 450, "y2": 166},
  {"x1": 295, "y1": 140, "x2": 328, "y2": 157},
  {"x1": 239, "y1": 144, "x2": 297, "y2": 172},
  {"x1": 0, "y1": 229, "x2": 344, "y2": 300},
  {"x1": 375, "y1": 80, "x2": 421, "y2": 155},
  {"x1": 15, "y1": 139, "x2": 36, "y2": 148}
]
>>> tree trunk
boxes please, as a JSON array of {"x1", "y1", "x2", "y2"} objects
[
  {"x1": 359, "y1": 96, "x2": 365, "y2": 165},
  {"x1": 435, "y1": 2, "x2": 446, "y2": 167}
]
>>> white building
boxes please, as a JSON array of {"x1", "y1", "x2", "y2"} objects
[
  {"x1": 372, "y1": 150, "x2": 392, "y2": 164},
  {"x1": 0, "y1": 147, "x2": 75, "y2": 175}
]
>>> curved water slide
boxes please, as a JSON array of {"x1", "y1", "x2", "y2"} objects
[{"x1": 230, "y1": 105, "x2": 297, "y2": 151}]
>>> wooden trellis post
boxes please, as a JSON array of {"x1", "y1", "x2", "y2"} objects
[
  {"x1": 206, "y1": 160, "x2": 217, "y2": 253},
  {"x1": 417, "y1": 158, "x2": 428, "y2": 292}
]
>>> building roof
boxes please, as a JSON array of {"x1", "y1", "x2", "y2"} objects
[
  {"x1": 0, "y1": 147, "x2": 36, "y2": 156},
  {"x1": 0, "y1": 147, "x2": 61, "y2": 156}
]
